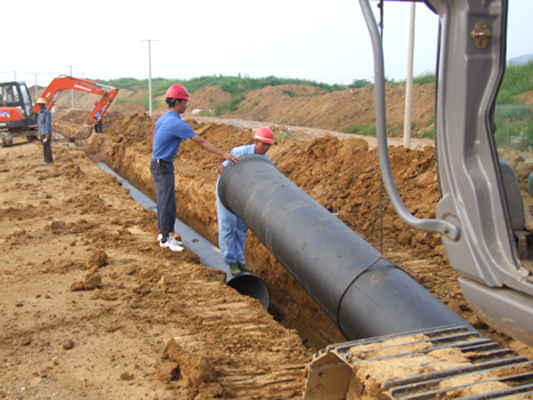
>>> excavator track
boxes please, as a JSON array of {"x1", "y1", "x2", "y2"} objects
[{"x1": 304, "y1": 325, "x2": 533, "y2": 399}]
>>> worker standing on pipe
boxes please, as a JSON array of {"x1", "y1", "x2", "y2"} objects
[
  {"x1": 151, "y1": 84, "x2": 239, "y2": 252},
  {"x1": 216, "y1": 127, "x2": 275, "y2": 276}
]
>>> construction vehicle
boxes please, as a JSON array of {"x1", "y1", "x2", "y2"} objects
[
  {"x1": 0, "y1": 81, "x2": 38, "y2": 145},
  {"x1": 0, "y1": 76, "x2": 118, "y2": 145},
  {"x1": 218, "y1": 0, "x2": 533, "y2": 397}
]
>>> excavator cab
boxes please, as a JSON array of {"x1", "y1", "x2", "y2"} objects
[{"x1": 0, "y1": 81, "x2": 38, "y2": 145}]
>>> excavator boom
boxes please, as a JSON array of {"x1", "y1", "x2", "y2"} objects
[{"x1": 37, "y1": 75, "x2": 119, "y2": 128}]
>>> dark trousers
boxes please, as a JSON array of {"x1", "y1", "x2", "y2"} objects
[
  {"x1": 150, "y1": 158, "x2": 176, "y2": 233},
  {"x1": 42, "y1": 136, "x2": 53, "y2": 163},
  {"x1": 94, "y1": 119, "x2": 103, "y2": 133}
]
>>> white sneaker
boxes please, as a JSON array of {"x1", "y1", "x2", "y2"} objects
[
  {"x1": 157, "y1": 233, "x2": 183, "y2": 246},
  {"x1": 158, "y1": 234, "x2": 184, "y2": 252}
]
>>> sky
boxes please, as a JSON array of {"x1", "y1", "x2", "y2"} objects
[{"x1": 2, "y1": 0, "x2": 532, "y2": 88}]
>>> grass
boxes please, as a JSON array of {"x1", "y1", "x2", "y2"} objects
[
  {"x1": 496, "y1": 61, "x2": 533, "y2": 104},
  {"x1": 275, "y1": 131, "x2": 298, "y2": 141},
  {"x1": 347, "y1": 123, "x2": 376, "y2": 136},
  {"x1": 283, "y1": 89, "x2": 295, "y2": 97},
  {"x1": 212, "y1": 96, "x2": 244, "y2": 116},
  {"x1": 420, "y1": 128, "x2": 434, "y2": 139},
  {"x1": 494, "y1": 105, "x2": 533, "y2": 150}
]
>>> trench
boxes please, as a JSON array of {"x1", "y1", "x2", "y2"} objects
[
  {"x1": 81, "y1": 143, "x2": 475, "y2": 355},
  {"x1": 96, "y1": 161, "x2": 271, "y2": 309},
  {"x1": 79, "y1": 145, "x2": 345, "y2": 351}
]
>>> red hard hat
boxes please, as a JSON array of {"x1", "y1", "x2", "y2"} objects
[
  {"x1": 166, "y1": 84, "x2": 191, "y2": 101},
  {"x1": 93, "y1": 99, "x2": 98, "y2": 105},
  {"x1": 254, "y1": 127, "x2": 274, "y2": 144}
]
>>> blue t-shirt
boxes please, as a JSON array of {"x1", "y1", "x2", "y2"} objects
[
  {"x1": 222, "y1": 144, "x2": 271, "y2": 168},
  {"x1": 151, "y1": 111, "x2": 196, "y2": 162}
]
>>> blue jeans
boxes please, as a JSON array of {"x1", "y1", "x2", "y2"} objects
[
  {"x1": 150, "y1": 158, "x2": 176, "y2": 233},
  {"x1": 216, "y1": 178, "x2": 248, "y2": 265}
]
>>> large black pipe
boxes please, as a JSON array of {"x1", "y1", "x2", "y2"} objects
[{"x1": 219, "y1": 155, "x2": 473, "y2": 340}]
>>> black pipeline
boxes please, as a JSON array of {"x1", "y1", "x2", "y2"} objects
[{"x1": 218, "y1": 155, "x2": 473, "y2": 340}]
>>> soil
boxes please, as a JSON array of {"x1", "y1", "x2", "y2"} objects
[{"x1": 2, "y1": 83, "x2": 533, "y2": 399}]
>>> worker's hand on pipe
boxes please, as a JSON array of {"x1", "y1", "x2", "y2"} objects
[{"x1": 224, "y1": 153, "x2": 239, "y2": 164}]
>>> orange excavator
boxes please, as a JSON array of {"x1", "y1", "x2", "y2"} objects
[{"x1": 0, "y1": 76, "x2": 118, "y2": 145}]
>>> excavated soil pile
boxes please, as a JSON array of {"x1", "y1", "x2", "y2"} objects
[
  {"x1": 46, "y1": 82, "x2": 436, "y2": 136},
  {"x1": 188, "y1": 83, "x2": 436, "y2": 135}
]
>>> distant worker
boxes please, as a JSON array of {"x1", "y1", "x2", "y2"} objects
[
  {"x1": 90, "y1": 99, "x2": 103, "y2": 133},
  {"x1": 216, "y1": 127, "x2": 275, "y2": 276},
  {"x1": 151, "y1": 84, "x2": 239, "y2": 252},
  {"x1": 4, "y1": 86, "x2": 16, "y2": 102},
  {"x1": 36, "y1": 97, "x2": 53, "y2": 164}
]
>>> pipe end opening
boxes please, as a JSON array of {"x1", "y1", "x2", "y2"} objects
[{"x1": 227, "y1": 274, "x2": 270, "y2": 309}]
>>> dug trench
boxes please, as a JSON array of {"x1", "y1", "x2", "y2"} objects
[
  {"x1": 57, "y1": 109, "x2": 533, "y2": 356},
  {"x1": 1, "y1": 106, "x2": 533, "y2": 399}
]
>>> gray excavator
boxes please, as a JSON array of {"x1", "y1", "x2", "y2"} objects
[{"x1": 218, "y1": 0, "x2": 533, "y2": 397}]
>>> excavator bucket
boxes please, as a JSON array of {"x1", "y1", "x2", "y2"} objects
[{"x1": 74, "y1": 124, "x2": 93, "y2": 140}]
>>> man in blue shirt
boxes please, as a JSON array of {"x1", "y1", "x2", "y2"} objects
[
  {"x1": 36, "y1": 97, "x2": 53, "y2": 164},
  {"x1": 151, "y1": 84, "x2": 238, "y2": 252},
  {"x1": 90, "y1": 99, "x2": 103, "y2": 133},
  {"x1": 216, "y1": 127, "x2": 274, "y2": 276}
]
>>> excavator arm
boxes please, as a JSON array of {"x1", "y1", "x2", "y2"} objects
[
  {"x1": 301, "y1": 1, "x2": 533, "y2": 397},
  {"x1": 36, "y1": 75, "x2": 119, "y2": 127},
  {"x1": 360, "y1": 0, "x2": 533, "y2": 347}
]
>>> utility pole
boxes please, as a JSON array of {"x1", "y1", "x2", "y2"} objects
[
  {"x1": 34, "y1": 74, "x2": 39, "y2": 99},
  {"x1": 66, "y1": 65, "x2": 76, "y2": 110},
  {"x1": 141, "y1": 39, "x2": 158, "y2": 117},
  {"x1": 403, "y1": 1, "x2": 416, "y2": 149}
]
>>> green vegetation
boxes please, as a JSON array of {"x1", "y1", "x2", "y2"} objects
[
  {"x1": 420, "y1": 128, "x2": 435, "y2": 139},
  {"x1": 105, "y1": 75, "x2": 354, "y2": 99},
  {"x1": 494, "y1": 105, "x2": 533, "y2": 150},
  {"x1": 349, "y1": 79, "x2": 372, "y2": 89},
  {"x1": 275, "y1": 131, "x2": 298, "y2": 141},
  {"x1": 212, "y1": 96, "x2": 245, "y2": 116},
  {"x1": 494, "y1": 61, "x2": 533, "y2": 150},
  {"x1": 347, "y1": 123, "x2": 376, "y2": 136},
  {"x1": 102, "y1": 62, "x2": 532, "y2": 143},
  {"x1": 497, "y1": 61, "x2": 533, "y2": 104},
  {"x1": 283, "y1": 89, "x2": 295, "y2": 97},
  {"x1": 413, "y1": 72, "x2": 436, "y2": 86}
]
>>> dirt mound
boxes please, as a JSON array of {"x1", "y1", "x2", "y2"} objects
[
  {"x1": 186, "y1": 83, "x2": 436, "y2": 135},
  {"x1": 517, "y1": 90, "x2": 533, "y2": 104},
  {"x1": 42, "y1": 81, "x2": 436, "y2": 137},
  {"x1": 188, "y1": 86, "x2": 233, "y2": 112}
]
